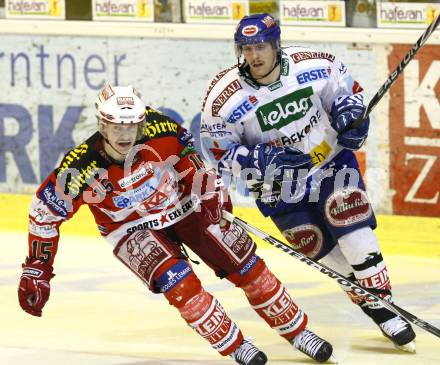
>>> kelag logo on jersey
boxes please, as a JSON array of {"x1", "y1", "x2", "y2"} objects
[
  {"x1": 226, "y1": 95, "x2": 259, "y2": 124},
  {"x1": 256, "y1": 86, "x2": 314, "y2": 132},
  {"x1": 296, "y1": 68, "x2": 329, "y2": 85}
]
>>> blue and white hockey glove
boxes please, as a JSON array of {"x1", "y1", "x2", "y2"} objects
[
  {"x1": 219, "y1": 143, "x2": 313, "y2": 181},
  {"x1": 330, "y1": 94, "x2": 370, "y2": 151}
]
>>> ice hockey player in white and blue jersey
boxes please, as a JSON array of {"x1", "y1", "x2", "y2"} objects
[{"x1": 200, "y1": 13, "x2": 416, "y2": 355}]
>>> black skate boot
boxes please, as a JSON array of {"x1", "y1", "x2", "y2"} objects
[
  {"x1": 290, "y1": 328, "x2": 336, "y2": 363},
  {"x1": 230, "y1": 337, "x2": 268, "y2": 365},
  {"x1": 360, "y1": 303, "x2": 416, "y2": 353},
  {"x1": 379, "y1": 316, "x2": 416, "y2": 353}
]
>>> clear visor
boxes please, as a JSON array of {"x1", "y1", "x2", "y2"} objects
[
  {"x1": 98, "y1": 119, "x2": 146, "y2": 142},
  {"x1": 235, "y1": 39, "x2": 279, "y2": 58}
]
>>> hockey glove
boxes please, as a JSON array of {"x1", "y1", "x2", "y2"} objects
[
  {"x1": 238, "y1": 143, "x2": 312, "y2": 183},
  {"x1": 192, "y1": 169, "x2": 232, "y2": 226},
  {"x1": 18, "y1": 257, "x2": 55, "y2": 317},
  {"x1": 330, "y1": 94, "x2": 370, "y2": 151}
]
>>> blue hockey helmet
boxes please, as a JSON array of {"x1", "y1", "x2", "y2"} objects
[{"x1": 234, "y1": 13, "x2": 281, "y2": 56}]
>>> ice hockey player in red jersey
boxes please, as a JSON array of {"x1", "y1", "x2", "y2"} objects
[{"x1": 18, "y1": 84, "x2": 335, "y2": 364}]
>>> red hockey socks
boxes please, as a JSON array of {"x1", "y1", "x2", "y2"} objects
[
  {"x1": 230, "y1": 257, "x2": 307, "y2": 340},
  {"x1": 163, "y1": 268, "x2": 242, "y2": 356}
]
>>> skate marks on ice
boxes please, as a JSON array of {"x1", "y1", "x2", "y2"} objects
[
  {"x1": 1, "y1": 230, "x2": 440, "y2": 365},
  {"x1": 0, "y1": 347, "x2": 233, "y2": 365}
]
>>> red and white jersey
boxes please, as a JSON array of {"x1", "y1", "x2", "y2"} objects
[
  {"x1": 28, "y1": 107, "x2": 204, "y2": 265},
  {"x1": 200, "y1": 45, "x2": 364, "y2": 170}
]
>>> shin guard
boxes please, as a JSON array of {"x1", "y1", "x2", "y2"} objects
[
  {"x1": 230, "y1": 257, "x2": 307, "y2": 340},
  {"x1": 161, "y1": 262, "x2": 242, "y2": 356}
]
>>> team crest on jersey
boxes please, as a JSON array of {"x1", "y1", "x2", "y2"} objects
[
  {"x1": 226, "y1": 95, "x2": 259, "y2": 124},
  {"x1": 256, "y1": 86, "x2": 314, "y2": 132}
]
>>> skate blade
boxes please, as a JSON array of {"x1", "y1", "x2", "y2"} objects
[
  {"x1": 394, "y1": 340, "x2": 416, "y2": 353},
  {"x1": 326, "y1": 354, "x2": 338, "y2": 364}
]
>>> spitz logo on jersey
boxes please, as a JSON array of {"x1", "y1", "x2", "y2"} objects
[{"x1": 256, "y1": 86, "x2": 314, "y2": 132}]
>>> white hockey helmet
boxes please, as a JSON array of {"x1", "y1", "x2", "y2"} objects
[{"x1": 95, "y1": 84, "x2": 146, "y2": 140}]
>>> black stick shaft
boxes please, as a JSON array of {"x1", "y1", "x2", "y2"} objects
[
  {"x1": 351, "y1": 14, "x2": 440, "y2": 129},
  {"x1": 223, "y1": 211, "x2": 440, "y2": 339}
]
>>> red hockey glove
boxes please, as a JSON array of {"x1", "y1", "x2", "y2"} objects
[
  {"x1": 18, "y1": 257, "x2": 55, "y2": 317},
  {"x1": 193, "y1": 169, "x2": 232, "y2": 226}
]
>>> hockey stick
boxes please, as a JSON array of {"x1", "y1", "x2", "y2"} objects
[
  {"x1": 350, "y1": 13, "x2": 440, "y2": 129},
  {"x1": 223, "y1": 210, "x2": 440, "y2": 339}
]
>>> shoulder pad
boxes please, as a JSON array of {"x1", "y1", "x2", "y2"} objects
[
  {"x1": 289, "y1": 46, "x2": 336, "y2": 64},
  {"x1": 55, "y1": 134, "x2": 103, "y2": 199},
  {"x1": 143, "y1": 110, "x2": 180, "y2": 140},
  {"x1": 202, "y1": 64, "x2": 238, "y2": 112},
  {"x1": 56, "y1": 134, "x2": 101, "y2": 177}
]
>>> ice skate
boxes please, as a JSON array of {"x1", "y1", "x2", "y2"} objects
[
  {"x1": 291, "y1": 328, "x2": 337, "y2": 363},
  {"x1": 230, "y1": 337, "x2": 268, "y2": 365},
  {"x1": 379, "y1": 316, "x2": 416, "y2": 353}
]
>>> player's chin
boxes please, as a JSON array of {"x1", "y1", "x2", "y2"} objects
[{"x1": 250, "y1": 65, "x2": 267, "y2": 78}]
